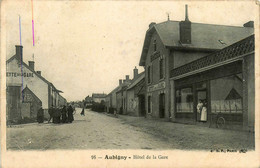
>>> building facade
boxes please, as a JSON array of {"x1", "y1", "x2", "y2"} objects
[
  {"x1": 92, "y1": 93, "x2": 107, "y2": 103},
  {"x1": 126, "y1": 72, "x2": 146, "y2": 116},
  {"x1": 139, "y1": 5, "x2": 254, "y2": 121},
  {"x1": 6, "y1": 45, "x2": 66, "y2": 122}
]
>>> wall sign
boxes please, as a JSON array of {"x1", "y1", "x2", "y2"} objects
[
  {"x1": 147, "y1": 81, "x2": 165, "y2": 92},
  {"x1": 6, "y1": 72, "x2": 34, "y2": 77}
]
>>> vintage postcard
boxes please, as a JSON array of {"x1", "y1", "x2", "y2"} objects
[{"x1": 0, "y1": 0, "x2": 259, "y2": 167}]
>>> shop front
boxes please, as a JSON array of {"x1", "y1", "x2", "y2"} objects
[
  {"x1": 174, "y1": 62, "x2": 243, "y2": 125},
  {"x1": 170, "y1": 35, "x2": 254, "y2": 131}
]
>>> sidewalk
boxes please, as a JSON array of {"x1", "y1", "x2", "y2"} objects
[{"x1": 108, "y1": 113, "x2": 255, "y2": 150}]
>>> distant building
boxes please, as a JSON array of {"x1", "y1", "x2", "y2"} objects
[
  {"x1": 85, "y1": 95, "x2": 93, "y2": 104},
  {"x1": 126, "y1": 70, "x2": 145, "y2": 116},
  {"x1": 105, "y1": 85, "x2": 120, "y2": 113},
  {"x1": 116, "y1": 75, "x2": 131, "y2": 114},
  {"x1": 106, "y1": 67, "x2": 146, "y2": 116},
  {"x1": 92, "y1": 93, "x2": 107, "y2": 103},
  {"x1": 6, "y1": 45, "x2": 66, "y2": 122}
]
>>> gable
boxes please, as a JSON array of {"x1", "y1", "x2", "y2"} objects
[
  {"x1": 139, "y1": 20, "x2": 254, "y2": 66},
  {"x1": 6, "y1": 56, "x2": 50, "y2": 86},
  {"x1": 22, "y1": 86, "x2": 42, "y2": 104}
]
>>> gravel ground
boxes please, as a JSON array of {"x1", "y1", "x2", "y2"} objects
[{"x1": 6, "y1": 108, "x2": 254, "y2": 150}]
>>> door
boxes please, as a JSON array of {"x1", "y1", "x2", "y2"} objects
[
  {"x1": 139, "y1": 95, "x2": 145, "y2": 116},
  {"x1": 195, "y1": 82, "x2": 208, "y2": 122},
  {"x1": 159, "y1": 93, "x2": 165, "y2": 118},
  {"x1": 7, "y1": 86, "x2": 21, "y2": 120}
]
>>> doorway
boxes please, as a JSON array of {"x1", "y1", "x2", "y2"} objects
[
  {"x1": 7, "y1": 86, "x2": 21, "y2": 121},
  {"x1": 195, "y1": 82, "x2": 207, "y2": 122},
  {"x1": 138, "y1": 95, "x2": 145, "y2": 116},
  {"x1": 159, "y1": 93, "x2": 165, "y2": 118}
]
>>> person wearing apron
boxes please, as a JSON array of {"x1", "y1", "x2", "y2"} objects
[
  {"x1": 200, "y1": 100, "x2": 207, "y2": 122},
  {"x1": 197, "y1": 100, "x2": 203, "y2": 121}
]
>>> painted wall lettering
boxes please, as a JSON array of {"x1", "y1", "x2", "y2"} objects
[{"x1": 6, "y1": 72, "x2": 34, "y2": 77}]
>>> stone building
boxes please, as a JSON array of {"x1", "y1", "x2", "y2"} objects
[
  {"x1": 6, "y1": 45, "x2": 66, "y2": 122},
  {"x1": 92, "y1": 93, "x2": 107, "y2": 103},
  {"x1": 126, "y1": 71, "x2": 145, "y2": 116},
  {"x1": 138, "y1": 5, "x2": 254, "y2": 121}
]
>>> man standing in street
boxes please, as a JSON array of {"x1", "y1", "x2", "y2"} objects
[
  {"x1": 67, "y1": 104, "x2": 74, "y2": 123},
  {"x1": 48, "y1": 105, "x2": 54, "y2": 123},
  {"x1": 37, "y1": 105, "x2": 44, "y2": 123},
  {"x1": 61, "y1": 105, "x2": 68, "y2": 123}
]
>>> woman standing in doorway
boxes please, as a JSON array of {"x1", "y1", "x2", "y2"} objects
[
  {"x1": 200, "y1": 100, "x2": 207, "y2": 122},
  {"x1": 197, "y1": 99, "x2": 203, "y2": 121}
]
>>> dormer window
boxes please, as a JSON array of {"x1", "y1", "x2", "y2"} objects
[{"x1": 153, "y1": 39, "x2": 157, "y2": 52}]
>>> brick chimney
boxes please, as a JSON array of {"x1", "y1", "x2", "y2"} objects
[
  {"x1": 36, "y1": 71, "x2": 41, "y2": 75},
  {"x1": 15, "y1": 45, "x2": 23, "y2": 62},
  {"x1": 149, "y1": 22, "x2": 156, "y2": 29},
  {"x1": 28, "y1": 61, "x2": 35, "y2": 70},
  {"x1": 243, "y1": 21, "x2": 254, "y2": 28},
  {"x1": 119, "y1": 79, "x2": 122, "y2": 85},
  {"x1": 126, "y1": 75, "x2": 129, "y2": 81},
  {"x1": 179, "y1": 5, "x2": 191, "y2": 44},
  {"x1": 133, "y1": 66, "x2": 138, "y2": 79}
]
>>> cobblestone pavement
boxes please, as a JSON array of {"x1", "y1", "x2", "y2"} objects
[{"x1": 6, "y1": 108, "x2": 254, "y2": 150}]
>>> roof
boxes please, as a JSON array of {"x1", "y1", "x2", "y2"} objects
[
  {"x1": 116, "y1": 80, "x2": 132, "y2": 93},
  {"x1": 6, "y1": 53, "x2": 63, "y2": 93},
  {"x1": 108, "y1": 85, "x2": 121, "y2": 95},
  {"x1": 139, "y1": 20, "x2": 254, "y2": 66},
  {"x1": 127, "y1": 72, "x2": 145, "y2": 90},
  {"x1": 170, "y1": 34, "x2": 254, "y2": 78},
  {"x1": 7, "y1": 54, "x2": 51, "y2": 85},
  {"x1": 92, "y1": 93, "x2": 107, "y2": 98}
]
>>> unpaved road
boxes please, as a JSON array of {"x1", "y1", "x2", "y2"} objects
[{"x1": 6, "y1": 108, "x2": 254, "y2": 150}]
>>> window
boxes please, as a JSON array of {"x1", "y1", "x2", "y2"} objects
[
  {"x1": 210, "y1": 74, "x2": 243, "y2": 113},
  {"x1": 159, "y1": 58, "x2": 164, "y2": 79},
  {"x1": 176, "y1": 87, "x2": 193, "y2": 113},
  {"x1": 148, "y1": 95, "x2": 152, "y2": 113},
  {"x1": 147, "y1": 66, "x2": 151, "y2": 83},
  {"x1": 153, "y1": 39, "x2": 157, "y2": 52}
]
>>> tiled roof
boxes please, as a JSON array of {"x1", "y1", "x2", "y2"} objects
[
  {"x1": 92, "y1": 93, "x2": 107, "y2": 98},
  {"x1": 6, "y1": 53, "x2": 63, "y2": 93},
  {"x1": 127, "y1": 72, "x2": 145, "y2": 90},
  {"x1": 139, "y1": 20, "x2": 254, "y2": 66}
]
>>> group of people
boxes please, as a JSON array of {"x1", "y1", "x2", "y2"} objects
[{"x1": 48, "y1": 105, "x2": 75, "y2": 124}]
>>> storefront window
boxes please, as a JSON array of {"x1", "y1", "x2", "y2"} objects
[
  {"x1": 210, "y1": 73, "x2": 243, "y2": 113},
  {"x1": 176, "y1": 87, "x2": 193, "y2": 113}
]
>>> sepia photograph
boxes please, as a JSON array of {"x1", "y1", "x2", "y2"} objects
[{"x1": 1, "y1": 0, "x2": 259, "y2": 167}]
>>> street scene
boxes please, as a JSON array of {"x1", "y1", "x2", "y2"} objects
[
  {"x1": 2, "y1": 1, "x2": 258, "y2": 167},
  {"x1": 7, "y1": 108, "x2": 254, "y2": 150}
]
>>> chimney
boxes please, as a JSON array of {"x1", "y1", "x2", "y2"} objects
[
  {"x1": 28, "y1": 61, "x2": 35, "y2": 70},
  {"x1": 36, "y1": 71, "x2": 41, "y2": 75},
  {"x1": 133, "y1": 66, "x2": 138, "y2": 79},
  {"x1": 126, "y1": 75, "x2": 129, "y2": 81},
  {"x1": 185, "y1": 4, "x2": 189, "y2": 21},
  {"x1": 119, "y1": 79, "x2": 122, "y2": 85},
  {"x1": 123, "y1": 79, "x2": 126, "y2": 83},
  {"x1": 243, "y1": 21, "x2": 254, "y2": 28},
  {"x1": 179, "y1": 4, "x2": 191, "y2": 44},
  {"x1": 149, "y1": 22, "x2": 156, "y2": 29},
  {"x1": 15, "y1": 45, "x2": 23, "y2": 62}
]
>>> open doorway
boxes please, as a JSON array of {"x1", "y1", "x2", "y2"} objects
[{"x1": 159, "y1": 93, "x2": 165, "y2": 118}]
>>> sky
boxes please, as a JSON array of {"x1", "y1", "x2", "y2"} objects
[{"x1": 2, "y1": 0, "x2": 257, "y2": 101}]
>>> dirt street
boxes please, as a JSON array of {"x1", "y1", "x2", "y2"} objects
[{"x1": 6, "y1": 108, "x2": 254, "y2": 150}]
